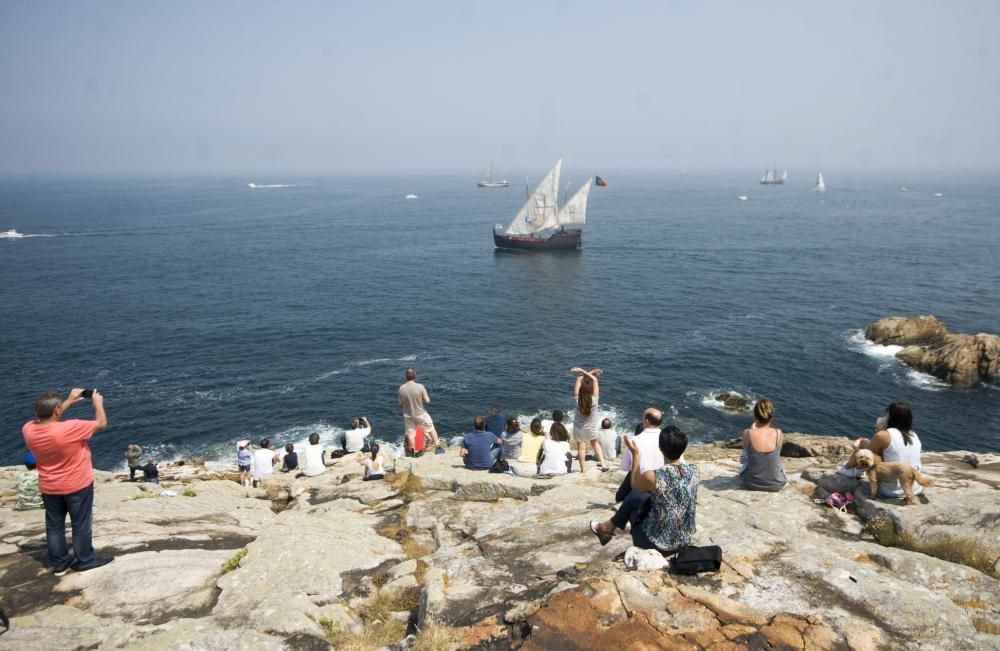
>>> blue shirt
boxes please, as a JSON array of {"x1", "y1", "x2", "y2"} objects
[
  {"x1": 462, "y1": 430, "x2": 499, "y2": 470},
  {"x1": 283, "y1": 451, "x2": 298, "y2": 470},
  {"x1": 485, "y1": 414, "x2": 505, "y2": 437}
]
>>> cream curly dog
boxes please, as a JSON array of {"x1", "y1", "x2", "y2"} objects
[{"x1": 854, "y1": 449, "x2": 934, "y2": 505}]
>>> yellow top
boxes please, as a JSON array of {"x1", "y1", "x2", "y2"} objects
[{"x1": 518, "y1": 433, "x2": 545, "y2": 464}]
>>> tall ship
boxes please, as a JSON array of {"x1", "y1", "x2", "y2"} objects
[
  {"x1": 477, "y1": 161, "x2": 509, "y2": 188},
  {"x1": 760, "y1": 165, "x2": 787, "y2": 185},
  {"x1": 492, "y1": 159, "x2": 592, "y2": 251},
  {"x1": 814, "y1": 172, "x2": 826, "y2": 193}
]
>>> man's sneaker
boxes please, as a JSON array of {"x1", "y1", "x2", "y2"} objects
[
  {"x1": 434, "y1": 446, "x2": 446, "y2": 455},
  {"x1": 53, "y1": 566, "x2": 71, "y2": 577},
  {"x1": 75, "y1": 556, "x2": 114, "y2": 572}
]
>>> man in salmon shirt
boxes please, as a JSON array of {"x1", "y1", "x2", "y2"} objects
[{"x1": 22, "y1": 388, "x2": 112, "y2": 575}]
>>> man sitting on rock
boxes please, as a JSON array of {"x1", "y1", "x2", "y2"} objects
[
  {"x1": 140, "y1": 458, "x2": 159, "y2": 484},
  {"x1": 460, "y1": 415, "x2": 501, "y2": 470},
  {"x1": 341, "y1": 416, "x2": 372, "y2": 453},
  {"x1": 616, "y1": 408, "x2": 666, "y2": 502}
]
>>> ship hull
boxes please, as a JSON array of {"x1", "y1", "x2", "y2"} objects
[
  {"x1": 478, "y1": 181, "x2": 510, "y2": 188},
  {"x1": 493, "y1": 229, "x2": 582, "y2": 251}
]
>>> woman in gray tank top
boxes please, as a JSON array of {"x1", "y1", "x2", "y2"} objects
[{"x1": 739, "y1": 397, "x2": 787, "y2": 492}]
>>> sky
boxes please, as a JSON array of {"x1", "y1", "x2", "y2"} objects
[{"x1": 1, "y1": 1, "x2": 999, "y2": 174}]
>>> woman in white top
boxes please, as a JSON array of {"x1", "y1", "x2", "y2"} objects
[
  {"x1": 850, "y1": 401, "x2": 923, "y2": 498},
  {"x1": 571, "y1": 367, "x2": 608, "y2": 472},
  {"x1": 538, "y1": 422, "x2": 573, "y2": 475},
  {"x1": 302, "y1": 432, "x2": 327, "y2": 477},
  {"x1": 361, "y1": 443, "x2": 385, "y2": 481}
]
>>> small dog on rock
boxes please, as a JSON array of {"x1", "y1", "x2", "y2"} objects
[{"x1": 854, "y1": 449, "x2": 934, "y2": 505}]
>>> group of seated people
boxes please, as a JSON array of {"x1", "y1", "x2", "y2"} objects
[
  {"x1": 587, "y1": 399, "x2": 926, "y2": 556},
  {"x1": 458, "y1": 407, "x2": 624, "y2": 476},
  {"x1": 236, "y1": 416, "x2": 383, "y2": 488}
]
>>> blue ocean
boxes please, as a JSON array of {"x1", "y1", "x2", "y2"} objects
[{"x1": 2, "y1": 171, "x2": 998, "y2": 469}]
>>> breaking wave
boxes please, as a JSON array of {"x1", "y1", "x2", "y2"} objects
[{"x1": 846, "y1": 329, "x2": 949, "y2": 392}]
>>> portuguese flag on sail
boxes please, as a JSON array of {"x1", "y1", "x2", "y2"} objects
[{"x1": 595, "y1": 176, "x2": 608, "y2": 187}]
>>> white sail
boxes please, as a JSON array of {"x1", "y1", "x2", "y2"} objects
[
  {"x1": 505, "y1": 159, "x2": 562, "y2": 235},
  {"x1": 815, "y1": 172, "x2": 826, "y2": 192},
  {"x1": 781, "y1": 169, "x2": 788, "y2": 181},
  {"x1": 556, "y1": 179, "x2": 592, "y2": 227}
]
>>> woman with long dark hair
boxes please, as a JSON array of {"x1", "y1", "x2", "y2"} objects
[
  {"x1": 571, "y1": 367, "x2": 608, "y2": 472},
  {"x1": 849, "y1": 400, "x2": 924, "y2": 498}
]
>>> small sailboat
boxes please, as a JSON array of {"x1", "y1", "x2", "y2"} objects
[
  {"x1": 492, "y1": 159, "x2": 592, "y2": 251},
  {"x1": 760, "y1": 164, "x2": 785, "y2": 185},
  {"x1": 477, "y1": 161, "x2": 509, "y2": 188},
  {"x1": 814, "y1": 172, "x2": 827, "y2": 193},
  {"x1": 405, "y1": 193, "x2": 419, "y2": 200}
]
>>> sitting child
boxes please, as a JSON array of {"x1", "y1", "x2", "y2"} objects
[
  {"x1": 140, "y1": 458, "x2": 160, "y2": 484},
  {"x1": 362, "y1": 443, "x2": 385, "y2": 481},
  {"x1": 282, "y1": 443, "x2": 298, "y2": 472},
  {"x1": 16, "y1": 452, "x2": 43, "y2": 511}
]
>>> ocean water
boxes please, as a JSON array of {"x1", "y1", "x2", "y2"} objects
[{"x1": 2, "y1": 171, "x2": 998, "y2": 469}]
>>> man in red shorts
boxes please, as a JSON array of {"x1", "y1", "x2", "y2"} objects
[{"x1": 22, "y1": 388, "x2": 113, "y2": 576}]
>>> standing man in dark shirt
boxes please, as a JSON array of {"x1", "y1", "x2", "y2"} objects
[
  {"x1": 460, "y1": 416, "x2": 500, "y2": 470},
  {"x1": 485, "y1": 406, "x2": 505, "y2": 438}
]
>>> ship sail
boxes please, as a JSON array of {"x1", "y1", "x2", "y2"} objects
[
  {"x1": 505, "y1": 159, "x2": 562, "y2": 235},
  {"x1": 781, "y1": 169, "x2": 788, "y2": 181},
  {"x1": 815, "y1": 172, "x2": 826, "y2": 192},
  {"x1": 556, "y1": 179, "x2": 592, "y2": 226}
]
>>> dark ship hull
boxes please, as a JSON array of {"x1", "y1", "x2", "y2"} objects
[{"x1": 492, "y1": 228, "x2": 582, "y2": 251}]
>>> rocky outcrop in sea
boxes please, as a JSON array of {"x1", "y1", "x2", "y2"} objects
[
  {"x1": 865, "y1": 315, "x2": 1000, "y2": 387},
  {"x1": 1, "y1": 435, "x2": 998, "y2": 650}
]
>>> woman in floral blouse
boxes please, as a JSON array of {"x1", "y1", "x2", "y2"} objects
[{"x1": 590, "y1": 425, "x2": 699, "y2": 553}]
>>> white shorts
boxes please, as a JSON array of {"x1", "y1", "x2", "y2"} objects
[{"x1": 404, "y1": 414, "x2": 434, "y2": 437}]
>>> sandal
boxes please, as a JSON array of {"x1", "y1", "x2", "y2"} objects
[{"x1": 590, "y1": 521, "x2": 613, "y2": 546}]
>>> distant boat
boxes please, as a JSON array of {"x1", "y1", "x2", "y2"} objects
[
  {"x1": 477, "y1": 161, "x2": 509, "y2": 188},
  {"x1": 814, "y1": 172, "x2": 827, "y2": 193},
  {"x1": 1, "y1": 229, "x2": 24, "y2": 239},
  {"x1": 406, "y1": 193, "x2": 419, "y2": 200},
  {"x1": 760, "y1": 165, "x2": 785, "y2": 185},
  {"x1": 248, "y1": 182, "x2": 257, "y2": 188},
  {"x1": 934, "y1": 192, "x2": 944, "y2": 197},
  {"x1": 899, "y1": 186, "x2": 909, "y2": 192},
  {"x1": 738, "y1": 194, "x2": 748, "y2": 201},
  {"x1": 492, "y1": 159, "x2": 592, "y2": 251}
]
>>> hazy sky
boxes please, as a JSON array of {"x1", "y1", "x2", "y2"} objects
[{"x1": 2, "y1": 1, "x2": 999, "y2": 174}]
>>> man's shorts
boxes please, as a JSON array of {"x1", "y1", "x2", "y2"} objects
[
  {"x1": 238, "y1": 463, "x2": 251, "y2": 472},
  {"x1": 404, "y1": 414, "x2": 434, "y2": 437}
]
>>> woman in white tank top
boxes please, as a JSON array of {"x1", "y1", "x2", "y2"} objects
[{"x1": 850, "y1": 401, "x2": 923, "y2": 499}]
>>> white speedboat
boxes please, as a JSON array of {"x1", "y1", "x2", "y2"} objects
[
  {"x1": 406, "y1": 193, "x2": 419, "y2": 200},
  {"x1": 933, "y1": 192, "x2": 944, "y2": 197},
  {"x1": 738, "y1": 195, "x2": 748, "y2": 201}
]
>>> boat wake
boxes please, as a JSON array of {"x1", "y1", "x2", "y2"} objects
[{"x1": 1, "y1": 229, "x2": 58, "y2": 239}]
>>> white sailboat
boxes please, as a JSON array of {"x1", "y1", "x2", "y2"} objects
[
  {"x1": 492, "y1": 159, "x2": 590, "y2": 250},
  {"x1": 814, "y1": 172, "x2": 827, "y2": 193},
  {"x1": 477, "y1": 161, "x2": 509, "y2": 188}
]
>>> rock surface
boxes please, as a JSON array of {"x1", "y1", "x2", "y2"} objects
[
  {"x1": 866, "y1": 314, "x2": 1000, "y2": 386},
  {"x1": 1, "y1": 436, "x2": 999, "y2": 650}
]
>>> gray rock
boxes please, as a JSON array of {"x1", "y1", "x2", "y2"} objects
[{"x1": 417, "y1": 567, "x2": 447, "y2": 629}]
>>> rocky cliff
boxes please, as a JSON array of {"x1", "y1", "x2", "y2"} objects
[
  {"x1": 865, "y1": 315, "x2": 1000, "y2": 387},
  {"x1": 1, "y1": 436, "x2": 998, "y2": 650}
]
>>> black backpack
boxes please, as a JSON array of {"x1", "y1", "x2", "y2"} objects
[{"x1": 671, "y1": 545, "x2": 722, "y2": 575}]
